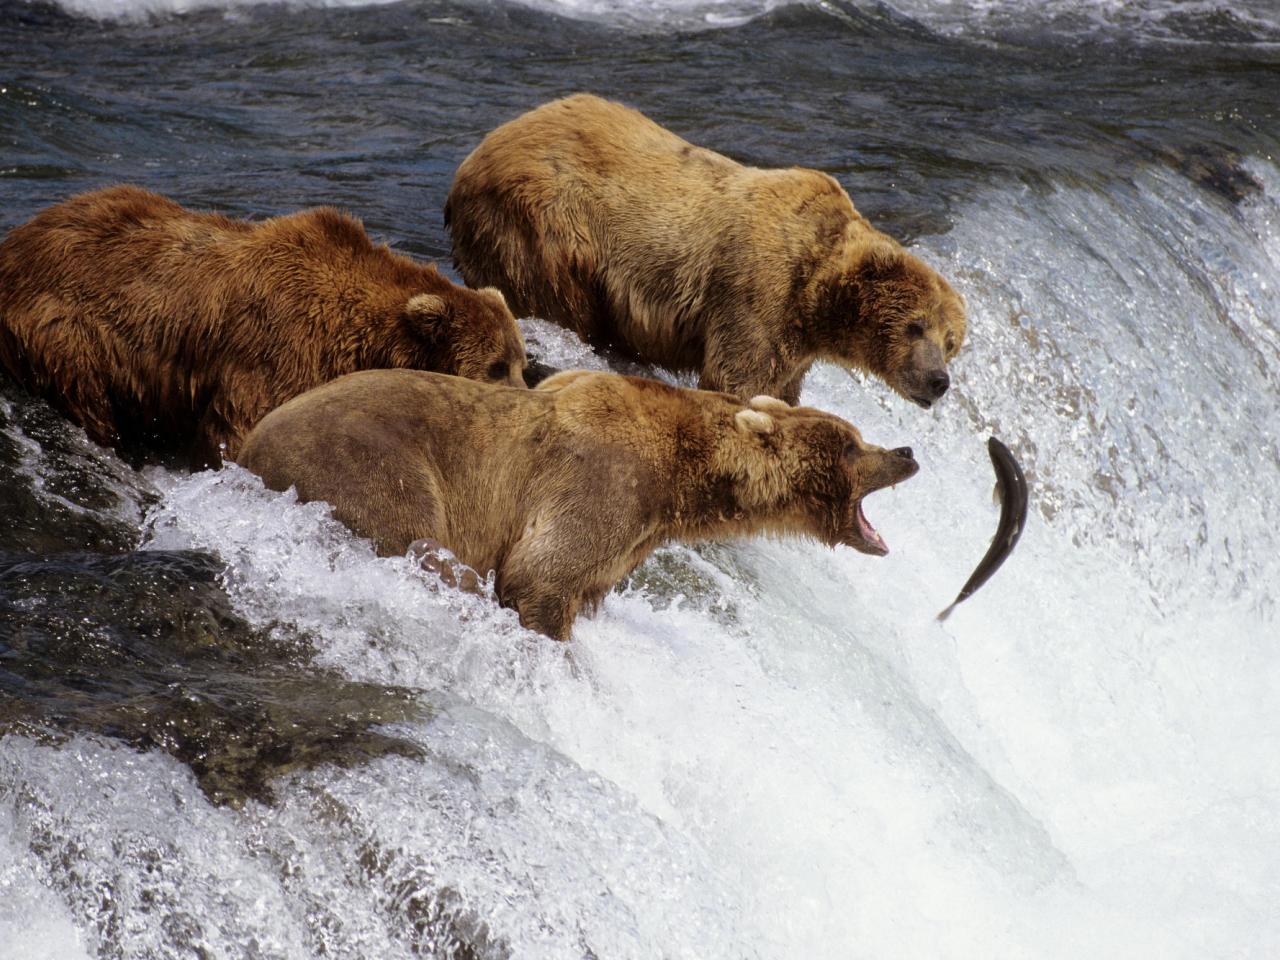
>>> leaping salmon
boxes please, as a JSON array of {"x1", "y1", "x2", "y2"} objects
[{"x1": 938, "y1": 436, "x2": 1028, "y2": 621}]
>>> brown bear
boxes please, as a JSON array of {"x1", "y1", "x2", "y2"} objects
[
  {"x1": 0, "y1": 185, "x2": 528, "y2": 466},
  {"x1": 445, "y1": 93, "x2": 967, "y2": 407},
  {"x1": 237, "y1": 368, "x2": 920, "y2": 641}
]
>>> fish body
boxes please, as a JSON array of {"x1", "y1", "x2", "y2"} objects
[{"x1": 938, "y1": 436, "x2": 1028, "y2": 621}]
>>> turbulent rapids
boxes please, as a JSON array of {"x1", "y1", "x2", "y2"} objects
[{"x1": 2, "y1": 1, "x2": 1280, "y2": 958}]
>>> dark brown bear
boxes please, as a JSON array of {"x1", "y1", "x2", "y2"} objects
[
  {"x1": 0, "y1": 185, "x2": 527, "y2": 465},
  {"x1": 238, "y1": 368, "x2": 919, "y2": 641},
  {"x1": 446, "y1": 93, "x2": 966, "y2": 406}
]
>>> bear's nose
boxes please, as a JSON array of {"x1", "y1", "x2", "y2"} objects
[
  {"x1": 892, "y1": 446, "x2": 914, "y2": 460},
  {"x1": 927, "y1": 371, "x2": 950, "y2": 399}
]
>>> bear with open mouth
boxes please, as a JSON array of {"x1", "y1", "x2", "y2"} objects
[{"x1": 238, "y1": 368, "x2": 920, "y2": 641}]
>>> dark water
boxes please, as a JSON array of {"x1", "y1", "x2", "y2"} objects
[
  {"x1": 3, "y1": 0, "x2": 1278, "y2": 249},
  {"x1": 2, "y1": 1, "x2": 1280, "y2": 956}
]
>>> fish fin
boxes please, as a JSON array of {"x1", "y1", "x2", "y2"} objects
[{"x1": 937, "y1": 602, "x2": 956, "y2": 622}]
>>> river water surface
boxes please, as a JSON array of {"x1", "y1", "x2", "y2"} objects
[{"x1": 2, "y1": 1, "x2": 1279, "y2": 957}]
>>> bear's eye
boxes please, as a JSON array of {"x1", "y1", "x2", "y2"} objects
[
  {"x1": 906, "y1": 321, "x2": 925, "y2": 339},
  {"x1": 945, "y1": 336, "x2": 957, "y2": 355},
  {"x1": 486, "y1": 361, "x2": 508, "y2": 382},
  {"x1": 843, "y1": 441, "x2": 861, "y2": 460}
]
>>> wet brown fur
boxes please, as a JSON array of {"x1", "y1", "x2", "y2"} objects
[
  {"x1": 445, "y1": 93, "x2": 966, "y2": 406},
  {"x1": 0, "y1": 185, "x2": 528, "y2": 466},
  {"x1": 237, "y1": 368, "x2": 919, "y2": 641}
]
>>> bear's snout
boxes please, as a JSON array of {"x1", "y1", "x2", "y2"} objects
[
  {"x1": 926, "y1": 371, "x2": 950, "y2": 400},
  {"x1": 876, "y1": 445, "x2": 920, "y2": 487},
  {"x1": 902, "y1": 338, "x2": 953, "y2": 409}
]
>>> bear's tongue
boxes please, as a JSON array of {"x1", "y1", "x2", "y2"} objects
[{"x1": 856, "y1": 500, "x2": 888, "y2": 554}]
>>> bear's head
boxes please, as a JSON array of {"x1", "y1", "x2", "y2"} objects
[
  {"x1": 404, "y1": 286, "x2": 527, "y2": 388},
  {"x1": 812, "y1": 241, "x2": 967, "y2": 409},
  {"x1": 732, "y1": 395, "x2": 920, "y2": 555}
]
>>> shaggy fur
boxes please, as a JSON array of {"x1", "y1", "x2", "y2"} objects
[
  {"x1": 445, "y1": 93, "x2": 966, "y2": 406},
  {"x1": 238, "y1": 368, "x2": 919, "y2": 641},
  {"x1": 0, "y1": 185, "x2": 527, "y2": 465}
]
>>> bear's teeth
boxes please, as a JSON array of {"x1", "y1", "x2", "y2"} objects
[{"x1": 856, "y1": 501, "x2": 888, "y2": 552}]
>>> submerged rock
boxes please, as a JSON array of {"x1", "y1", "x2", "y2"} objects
[
  {"x1": 1165, "y1": 142, "x2": 1263, "y2": 204},
  {"x1": 0, "y1": 548, "x2": 426, "y2": 807},
  {"x1": 0, "y1": 376, "x2": 146, "y2": 556}
]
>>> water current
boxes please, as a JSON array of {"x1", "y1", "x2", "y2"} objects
[{"x1": 2, "y1": 1, "x2": 1278, "y2": 957}]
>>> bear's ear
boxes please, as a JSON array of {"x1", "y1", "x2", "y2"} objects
[
  {"x1": 407, "y1": 295, "x2": 458, "y2": 343},
  {"x1": 404, "y1": 294, "x2": 451, "y2": 336},
  {"x1": 857, "y1": 243, "x2": 905, "y2": 282},
  {"x1": 735, "y1": 409, "x2": 775, "y2": 435},
  {"x1": 749, "y1": 395, "x2": 790, "y2": 413},
  {"x1": 477, "y1": 286, "x2": 508, "y2": 309}
]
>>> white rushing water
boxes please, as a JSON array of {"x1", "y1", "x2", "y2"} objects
[
  {"x1": 2, "y1": 151, "x2": 1278, "y2": 958},
  {"x1": 38, "y1": 0, "x2": 1280, "y2": 42}
]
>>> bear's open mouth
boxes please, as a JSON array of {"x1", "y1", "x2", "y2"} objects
[
  {"x1": 844, "y1": 452, "x2": 918, "y2": 555},
  {"x1": 910, "y1": 394, "x2": 934, "y2": 410},
  {"x1": 851, "y1": 498, "x2": 889, "y2": 556}
]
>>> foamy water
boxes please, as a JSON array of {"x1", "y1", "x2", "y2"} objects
[
  {"x1": 49, "y1": 0, "x2": 408, "y2": 18},
  {"x1": 41, "y1": 0, "x2": 791, "y2": 26},
  {"x1": 35, "y1": 0, "x2": 1280, "y2": 44}
]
